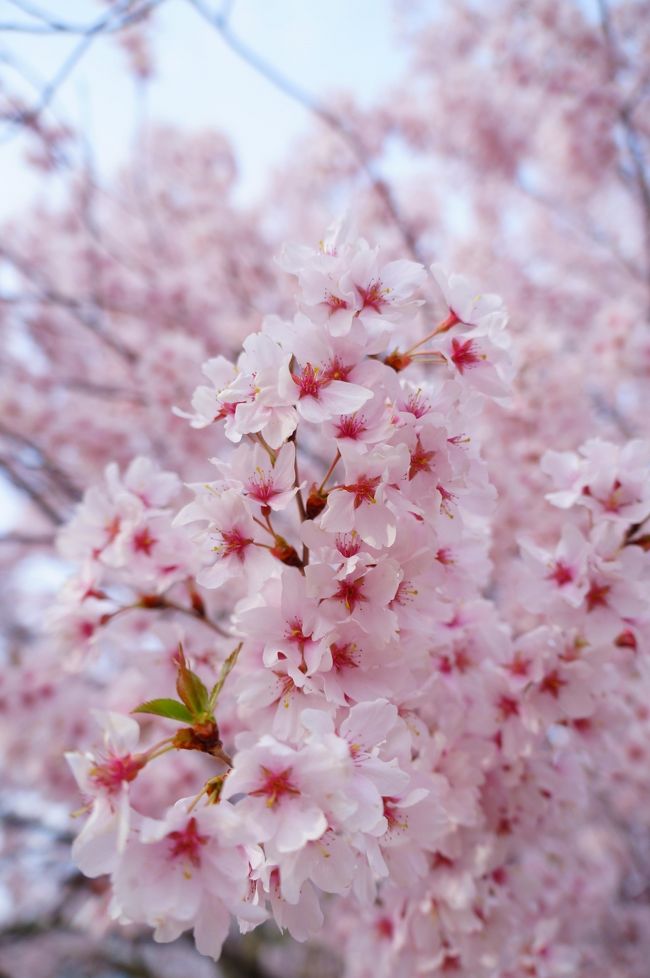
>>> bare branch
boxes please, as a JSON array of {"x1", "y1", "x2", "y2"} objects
[
  {"x1": 1, "y1": 0, "x2": 160, "y2": 35},
  {"x1": 515, "y1": 173, "x2": 645, "y2": 282},
  {"x1": 0, "y1": 456, "x2": 63, "y2": 525},
  {"x1": 0, "y1": 423, "x2": 82, "y2": 500},
  {"x1": 59, "y1": 378, "x2": 147, "y2": 405},
  {"x1": 188, "y1": 0, "x2": 425, "y2": 264},
  {"x1": 0, "y1": 531, "x2": 54, "y2": 546},
  {"x1": 0, "y1": 0, "x2": 165, "y2": 136},
  {"x1": 0, "y1": 244, "x2": 137, "y2": 362},
  {"x1": 596, "y1": 0, "x2": 650, "y2": 295}
]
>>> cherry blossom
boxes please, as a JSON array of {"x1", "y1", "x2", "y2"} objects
[{"x1": 20, "y1": 221, "x2": 650, "y2": 977}]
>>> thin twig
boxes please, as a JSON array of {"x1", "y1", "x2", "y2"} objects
[
  {"x1": 0, "y1": 422, "x2": 82, "y2": 501},
  {"x1": 515, "y1": 173, "x2": 644, "y2": 282},
  {"x1": 0, "y1": 244, "x2": 137, "y2": 362},
  {"x1": 0, "y1": 456, "x2": 63, "y2": 524},
  {"x1": 1, "y1": 1, "x2": 164, "y2": 136},
  {"x1": 154, "y1": 598, "x2": 232, "y2": 638},
  {"x1": 0, "y1": 531, "x2": 54, "y2": 545},
  {"x1": 596, "y1": 0, "x2": 650, "y2": 297},
  {"x1": 188, "y1": 0, "x2": 424, "y2": 263},
  {"x1": 0, "y1": 0, "x2": 154, "y2": 35}
]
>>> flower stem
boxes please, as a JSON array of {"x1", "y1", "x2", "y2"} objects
[{"x1": 319, "y1": 449, "x2": 341, "y2": 493}]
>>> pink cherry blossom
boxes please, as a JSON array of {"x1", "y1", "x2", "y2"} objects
[{"x1": 219, "y1": 440, "x2": 298, "y2": 512}]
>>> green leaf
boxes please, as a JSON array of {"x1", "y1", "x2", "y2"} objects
[
  {"x1": 132, "y1": 698, "x2": 194, "y2": 724},
  {"x1": 175, "y1": 644, "x2": 210, "y2": 717},
  {"x1": 209, "y1": 642, "x2": 243, "y2": 711}
]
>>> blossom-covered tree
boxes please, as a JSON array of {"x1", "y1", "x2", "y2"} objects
[{"x1": 2, "y1": 2, "x2": 650, "y2": 977}]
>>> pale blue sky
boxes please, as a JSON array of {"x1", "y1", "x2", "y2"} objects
[{"x1": 0, "y1": 0, "x2": 408, "y2": 215}]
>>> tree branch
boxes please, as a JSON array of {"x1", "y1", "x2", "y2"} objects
[
  {"x1": 0, "y1": 456, "x2": 63, "y2": 525},
  {"x1": 0, "y1": 244, "x2": 138, "y2": 362},
  {"x1": 0, "y1": 1, "x2": 164, "y2": 136},
  {"x1": 596, "y1": 0, "x2": 650, "y2": 296},
  {"x1": 0, "y1": 531, "x2": 54, "y2": 546},
  {"x1": 0, "y1": 422, "x2": 82, "y2": 502},
  {"x1": 188, "y1": 0, "x2": 424, "y2": 264}
]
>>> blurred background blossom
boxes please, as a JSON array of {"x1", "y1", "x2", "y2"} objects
[{"x1": 1, "y1": 1, "x2": 650, "y2": 976}]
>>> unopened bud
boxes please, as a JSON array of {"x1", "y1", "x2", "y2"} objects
[
  {"x1": 271, "y1": 536, "x2": 302, "y2": 567},
  {"x1": 306, "y1": 485, "x2": 328, "y2": 519},
  {"x1": 384, "y1": 350, "x2": 412, "y2": 372},
  {"x1": 138, "y1": 594, "x2": 167, "y2": 609}
]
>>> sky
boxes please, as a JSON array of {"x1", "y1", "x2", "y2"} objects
[{"x1": 0, "y1": 0, "x2": 409, "y2": 216}]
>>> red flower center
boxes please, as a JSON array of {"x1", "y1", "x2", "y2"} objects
[
  {"x1": 216, "y1": 400, "x2": 239, "y2": 421},
  {"x1": 284, "y1": 617, "x2": 309, "y2": 645},
  {"x1": 547, "y1": 560, "x2": 574, "y2": 586},
  {"x1": 132, "y1": 527, "x2": 157, "y2": 556},
  {"x1": 336, "y1": 532, "x2": 361, "y2": 557},
  {"x1": 251, "y1": 766, "x2": 300, "y2": 809},
  {"x1": 90, "y1": 753, "x2": 143, "y2": 793},
  {"x1": 330, "y1": 641, "x2": 359, "y2": 671},
  {"x1": 357, "y1": 279, "x2": 388, "y2": 313},
  {"x1": 585, "y1": 581, "x2": 610, "y2": 611},
  {"x1": 498, "y1": 695, "x2": 519, "y2": 719},
  {"x1": 335, "y1": 414, "x2": 367, "y2": 440},
  {"x1": 343, "y1": 475, "x2": 381, "y2": 508},
  {"x1": 376, "y1": 917, "x2": 394, "y2": 940},
  {"x1": 219, "y1": 526, "x2": 253, "y2": 559},
  {"x1": 167, "y1": 817, "x2": 209, "y2": 867},
  {"x1": 436, "y1": 547, "x2": 454, "y2": 565},
  {"x1": 323, "y1": 355, "x2": 353, "y2": 382},
  {"x1": 247, "y1": 473, "x2": 276, "y2": 503},
  {"x1": 409, "y1": 436, "x2": 436, "y2": 480},
  {"x1": 404, "y1": 391, "x2": 430, "y2": 418},
  {"x1": 293, "y1": 362, "x2": 325, "y2": 399},
  {"x1": 332, "y1": 577, "x2": 366, "y2": 613},
  {"x1": 540, "y1": 670, "x2": 566, "y2": 699},
  {"x1": 505, "y1": 653, "x2": 530, "y2": 678},
  {"x1": 450, "y1": 337, "x2": 485, "y2": 373},
  {"x1": 602, "y1": 478, "x2": 625, "y2": 513},
  {"x1": 324, "y1": 293, "x2": 348, "y2": 314}
]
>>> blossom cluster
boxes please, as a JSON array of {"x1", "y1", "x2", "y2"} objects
[{"x1": 55, "y1": 225, "x2": 650, "y2": 976}]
